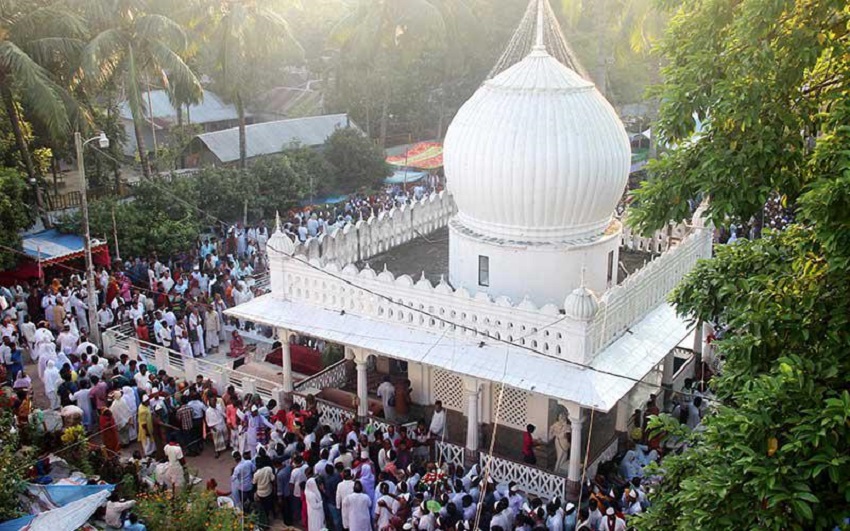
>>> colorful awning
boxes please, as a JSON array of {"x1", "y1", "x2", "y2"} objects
[{"x1": 386, "y1": 142, "x2": 443, "y2": 170}]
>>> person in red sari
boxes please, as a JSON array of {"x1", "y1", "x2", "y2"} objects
[
  {"x1": 100, "y1": 408, "x2": 120, "y2": 454},
  {"x1": 228, "y1": 330, "x2": 246, "y2": 358},
  {"x1": 135, "y1": 319, "x2": 150, "y2": 342}
]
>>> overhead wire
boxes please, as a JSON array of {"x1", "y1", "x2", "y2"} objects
[{"x1": 112, "y1": 169, "x2": 694, "y2": 397}]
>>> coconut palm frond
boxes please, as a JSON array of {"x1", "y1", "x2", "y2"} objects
[
  {"x1": 136, "y1": 13, "x2": 189, "y2": 52},
  {"x1": 80, "y1": 28, "x2": 125, "y2": 87},
  {"x1": 0, "y1": 40, "x2": 69, "y2": 136}
]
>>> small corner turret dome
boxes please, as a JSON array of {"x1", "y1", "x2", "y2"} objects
[
  {"x1": 564, "y1": 285, "x2": 599, "y2": 321},
  {"x1": 444, "y1": 47, "x2": 630, "y2": 243}
]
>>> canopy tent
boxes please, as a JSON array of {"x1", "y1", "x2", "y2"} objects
[
  {"x1": 384, "y1": 170, "x2": 428, "y2": 185},
  {"x1": 0, "y1": 230, "x2": 110, "y2": 284},
  {"x1": 386, "y1": 142, "x2": 443, "y2": 170},
  {"x1": 0, "y1": 483, "x2": 114, "y2": 531}
]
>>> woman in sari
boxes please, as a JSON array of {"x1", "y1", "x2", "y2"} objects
[
  {"x1": 228, "y1": 330, "x2": 246, "y2": 358},
  {"x1": 100, "y1": 408, "x2": 120, "y2": 454}
]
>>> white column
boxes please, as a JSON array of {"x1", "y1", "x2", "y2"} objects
[
  {"x1": 615, "y1": 396, "x2": 630, "y2": 433},
  {"x1": 281, "y1": 339, "x2": 293, "y2": 392},
  {"x1": 464, "y1": 377, "x2": 480, "y2": 451},
  {"x1": 568, "y1": 410, "x2": 585, "y2": 482},
  {"x1": 356, "y1": 357, "x2": 369, "y2": 418},
  {"x1": 693, "y1": 320, "x2": 704, "y2": 354}
]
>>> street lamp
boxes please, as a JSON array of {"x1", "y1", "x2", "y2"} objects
[{"x1": 74, "y1": 131, "x2": 109, "y2": 350}]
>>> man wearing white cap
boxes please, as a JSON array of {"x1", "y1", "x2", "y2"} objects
[
  {"x1": 246, "y1": 405, "x2": 274, "y2": 458},
  {"x1": 342, "y1": 480, "x2": 372, "y2": 531},
  {"x1": 600, "y1": 507, "x2": 626, "y2": 531},
  {"x1": 624, "y1": 489, "x2": 643, "y2": 516},
  {"x1": 563, "y1": 502, "x2": 577, "y2": 531}
]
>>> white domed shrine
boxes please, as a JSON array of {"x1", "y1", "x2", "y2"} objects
[
  {"x1": 183, "y1": 0, "x2": 713, "y2": 504},
  {"x1": 444, "y1": 0, "x2": 630, "y2": 306}
]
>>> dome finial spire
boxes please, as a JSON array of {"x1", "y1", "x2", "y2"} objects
[{"x1": 534, "y1": 0, "x2": 545, "y2": 50}]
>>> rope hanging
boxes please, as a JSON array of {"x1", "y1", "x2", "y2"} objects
[{"x1": 487, "y1": 0, "x2": 589, "y2": 80}]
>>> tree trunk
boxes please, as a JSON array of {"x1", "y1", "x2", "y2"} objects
[
  {"x1": 593, "y1": 1, "x2": 610, "y2": 96},
  {"x1": 379, "y1": 84, "x2": 389, "y2": 148},
  {"x1": 177, "y1": 104, "x2": 186, "y2": 169},
  {"x1": 131, "y1": 109, "x2": 152, "y2": 179},
  {"x1": 236, "y1": 94, "x2": 247, "y2": 169},
  {"x1": 1, "y1": 84, "x2": 36, "y2": 181}
]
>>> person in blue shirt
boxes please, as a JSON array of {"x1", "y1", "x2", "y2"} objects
[
  {"x1": 231, "y1": 451, "x2": 255, "y2": 510},
  {"x1": 123, "y1": 513, "x2": 146, "y2": 530}
]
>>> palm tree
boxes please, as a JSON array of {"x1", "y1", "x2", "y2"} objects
[
  {"x1": 198, "y1": 0, "x2": 301, "y2": 170},
  {"x1": 560, "y1": 0, "x2": 664, "y2": 96},
  {"x1": 80, "y1": 0, "x2": 201, "y2": 179},
  {"x1": 0, "y1": 0, "x2": 85, "y2": 181},
  {"x1": 329, "y1": 0, "x2": 450, "y2": 147}
]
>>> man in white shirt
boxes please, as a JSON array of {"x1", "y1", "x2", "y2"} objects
[
  {"x1": 97, "y1": 304, "x2": 114, "y2": 330},
  {"x1": 289, "y1": 455, "x2": 308, "y2": 524},
  {"x1": 56, "y1": 324, "x2": 79, "y2": 355},
  {"x1": 377, "y1": 375, "x2": 396, "y2": 421},
  {"x1": 335, "y1": 468, "x2": 355, "y2": 528},
  {"x1": 429, "y1": 400, "x2": 446, "y2": 439}
]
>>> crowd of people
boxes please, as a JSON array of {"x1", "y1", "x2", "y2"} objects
[{"x1": 282, "y1": 182, "x2": 440, "y2": 243}]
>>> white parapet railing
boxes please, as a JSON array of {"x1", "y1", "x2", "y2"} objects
[
  {"x1": 589, "y1": 224, "x2": 713, "y2": 353},
  {"x1": 293, "y1": 191, "x2": 456, "y2": 266},
  {"x1": 479, "y1": 453, "x2": 568, "y2": 501},
  {"x1": 435, "y1": 440, "x2": 465, "y2": 468},
  {"x1": 293, "y1": 359, "x2": 354, "y2": 393},
  {"x1": 104, "y1": 326, "x2": 283, "y2": 402}
]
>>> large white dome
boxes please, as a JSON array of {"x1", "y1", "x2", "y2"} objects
[{"x1": 444, "y1": 47, "x2": 630, "y2": 243}]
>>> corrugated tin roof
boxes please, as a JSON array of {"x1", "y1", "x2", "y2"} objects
[
  {"x1": 118, "y1": 89, "x2": 242, "y2": 125},
  {"x1": 194, "y1": 114, "x2": 354, "y2": 163}
]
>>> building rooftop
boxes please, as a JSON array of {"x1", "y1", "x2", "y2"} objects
[{"x1": 358, "y1": 225, "x2": 654, "y2": 290}]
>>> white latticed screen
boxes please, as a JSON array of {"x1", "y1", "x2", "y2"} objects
[
  {"x1": 493, "y1": 384, "x2": 530, "y2": 429},
  {"x1": 433, "y1": 369, "x2": 464, "y2": 411}
]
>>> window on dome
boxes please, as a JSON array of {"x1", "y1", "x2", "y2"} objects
[{"x1": 478, "y1": 255, "x2": 490, "y2": 287}]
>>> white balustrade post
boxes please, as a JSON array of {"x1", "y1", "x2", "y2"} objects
[
  {"x1": 183, "y1": 357, "x2": 199, "y2": 382},
  {"x1": 463, "y1": 377, "x2": 480, "y2": 452},
  {"x1": 355, "y1": 357, "x2": 369, "y2": 418},
  {"x1": 155, "y1": 347, "x2": 169, "y2": 373},
  {"x1": 128, "y1": 340, "x2": 139, "y2": 362},
  {"x1": 568, "y1": 409, "x2": 585, "y2": 483},
  {"x1": 242, "y1": 377, "x2": 257, "y2": 396}
]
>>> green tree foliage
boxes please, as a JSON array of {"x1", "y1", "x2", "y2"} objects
[
  {"x1": 631, "y1": 2, "x2": 850, "y2": 530},
  {"x1": 197, "y1": 0, "x2": 301, "y2": 169},
  {"x1": 249, "y1": 153, "x2": 310, "y2": 215},
  {"x1": 630, "y1": 0, "x2": 849, "y2": 232},
  {"x1": 323, "y1": 127, "x2": 391, "y2": 194},
  {"x1": 80, "y1": 0, "x2": 202, "y2": 179},
  {"x1": 0, "y1": 167, "x2": 34, "y2": 269},
  {"x1": 0, "y1": 408, "x2": 26, "y2": 521}
]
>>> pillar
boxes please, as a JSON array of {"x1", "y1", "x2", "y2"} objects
[
  {"x1": 615, "y1": 396, "x2": 630, "y2": 433},
  {"x1": 281, "y1": 335, "x2": 293, "y2": 392},
  {"x1": 568, "y1": 409, "x2": 585, "y2": 483},
  {"x1": 463, "y1": 377, "x2": 480, "y2": 451},
  {"x1": 355, "y1": 357, "x2": 369, "y2": 418},
  {"x1": 661, "y1": 348, "x2": 676, "y2": 406}
]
